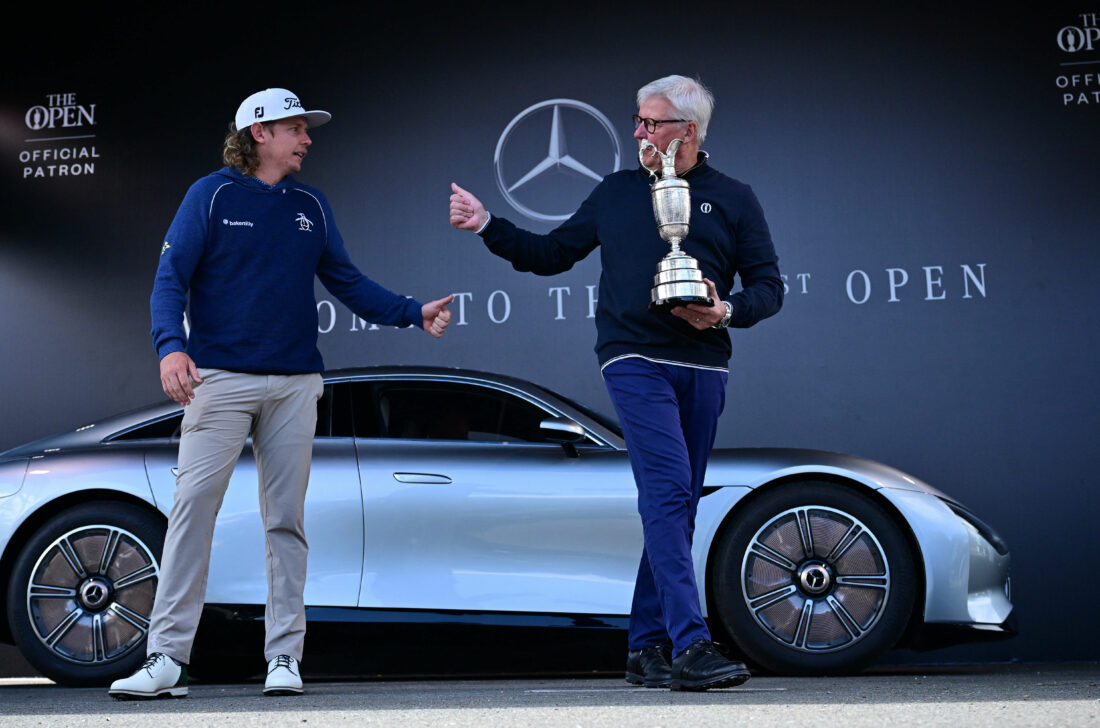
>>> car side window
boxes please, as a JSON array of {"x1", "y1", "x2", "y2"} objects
[
  {"x1": 115, "y1": 385, "x2": 350, "y2": 440},
  {"x1": 350, "y1": 381, "x2": 382, "y2": 438},
  {"x1": 111, "y1": 413, "x2": 183, "y2": 441},
  {"x1": 354, "y1": 381, "x2": 560, "y2": 443},
  {"x1": 317, "y1": 382, "x2": 355, "y2": 437}
]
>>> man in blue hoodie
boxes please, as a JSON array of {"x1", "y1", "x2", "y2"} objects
[
  {"x1": 109, "y1": 88, "x2": 454, "y2": 700},
  {"x1": 450, "y1": 75, "x2": 782, "y2": 691}
]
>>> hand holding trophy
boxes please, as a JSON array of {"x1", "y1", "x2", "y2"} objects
[{"x1": 640, "y1": 139, "x2": 713, "y2": 313}]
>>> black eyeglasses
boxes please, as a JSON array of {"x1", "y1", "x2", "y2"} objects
[{"x1": 632, "y1": 115, "x2": 688, "y2": 133}]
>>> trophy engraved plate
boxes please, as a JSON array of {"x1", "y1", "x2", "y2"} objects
[{"x1": 640, "y1": 139, "x2": 713, "y2": 313}]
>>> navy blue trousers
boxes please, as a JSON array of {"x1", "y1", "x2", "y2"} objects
[{"x1": 602, "y1": 357, "x2": 728, "y2": 656}]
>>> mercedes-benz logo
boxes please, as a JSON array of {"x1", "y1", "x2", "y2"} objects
[
  {"x1": 79, "y1": 577, "x2": 111, "y2": 610},
  {"x1": 798, "y1": 562, "x2": 832, "y2": 596},
  {"x1": 494, "y1": 99, "x2": 622, "y2": 223}
]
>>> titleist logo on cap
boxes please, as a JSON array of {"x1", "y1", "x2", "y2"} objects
[{"x1": 234, "y1": 88, "x2": 331, "y2": 132}]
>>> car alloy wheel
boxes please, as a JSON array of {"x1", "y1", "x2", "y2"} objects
[
  {"x1": 711, "y1": 481, "x2": 915, "y2": 675},
  {"x1": 741, "y1": 505, "x2": 889, "y2": 652},
  {"x1": 7, "y1": 502, "x2": 164, "y2": 686},
  {"x1": 28, "y1": 524, "x2": 158, "y2": 662}
]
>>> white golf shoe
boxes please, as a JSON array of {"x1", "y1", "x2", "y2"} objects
[
  {"x1": 264, "y1": 654, "x2": 303, "y2": 696},
  {"x1": 108, "y1": 653, "x2": 188, "y2": 700}
]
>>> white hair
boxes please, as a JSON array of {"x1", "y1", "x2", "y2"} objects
[{"x1": 636, "y1": 75, "x2": 715, "y2": 143}]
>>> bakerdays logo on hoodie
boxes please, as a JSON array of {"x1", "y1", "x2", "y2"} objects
[{"x1": 223, "y1": 218, "x2": 254, "y2": 227}]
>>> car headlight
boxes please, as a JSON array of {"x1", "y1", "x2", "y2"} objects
[{"x1": 940, "y1": 498, "x2": 1009, "y2": 556}]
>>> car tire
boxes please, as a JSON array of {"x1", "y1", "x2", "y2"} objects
[
  {"x1": 710, "y1": 481, "x2": 916, "y2": 675},
  {"x1": 6, "y1": 502, "x2": 165, "y2": 686}
]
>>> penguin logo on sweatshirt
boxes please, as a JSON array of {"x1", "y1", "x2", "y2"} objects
[{"x1": 296, "y1": 213, "x2": 314, "y2": 232}]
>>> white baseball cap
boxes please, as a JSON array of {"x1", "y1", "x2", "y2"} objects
[{"x1": 234, "y1": 88, "x2": 331, "y2": 131}]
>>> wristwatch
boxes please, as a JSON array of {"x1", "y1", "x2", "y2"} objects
[{"x1": 711, "y1": 300, "x2": 733, "y2": 329}]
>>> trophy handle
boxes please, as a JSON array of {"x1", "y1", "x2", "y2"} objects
[
  {"x1": 638, "y1": 139, "x2": 684, "y2": 178},
  {"x1": 638, "y1": 141, "x2": 659, "y2": 178},
  {"x1": 663, "y1": 138, "x2": 683, "y2": 160}
]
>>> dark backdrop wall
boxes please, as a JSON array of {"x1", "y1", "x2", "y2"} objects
[{"x1": 2, "y1": 2, "x2": 1097, "y2": 664}]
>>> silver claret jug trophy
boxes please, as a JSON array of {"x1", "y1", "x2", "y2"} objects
[{"x1": 640, "y1": 138, "x2": 713, "y2": 312}]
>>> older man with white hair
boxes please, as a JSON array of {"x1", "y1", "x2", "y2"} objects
[{"x1": 449, "y1": 75, "x2": 782, "y2": 690}]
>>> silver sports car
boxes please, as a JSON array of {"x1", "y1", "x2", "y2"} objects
[{"x1": 0, "y1": 367, "x2": 1013, "y2": 685}]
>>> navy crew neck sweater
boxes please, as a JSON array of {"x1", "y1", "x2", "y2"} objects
[{"x1": 480, "y1": 157, "x2": 783, "y2": 369}]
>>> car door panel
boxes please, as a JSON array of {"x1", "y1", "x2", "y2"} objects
[
  {"x1": 355, "y1": 440, "x2": 640, "y2": 614},
  {"x1": 144, "y1": 437, "x2": 363, "y2": 607}
]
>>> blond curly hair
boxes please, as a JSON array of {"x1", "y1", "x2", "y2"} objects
[{"x1": 221, "y1": 122, "x2": 272, "y2": 176}]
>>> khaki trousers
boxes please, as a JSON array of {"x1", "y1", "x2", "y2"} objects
[{"x1": 146, "y1": 368, "x2": 323, "y2": 664}]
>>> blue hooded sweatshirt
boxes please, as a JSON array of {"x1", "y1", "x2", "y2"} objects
[{"x1": 151, "y1": 166, "x2": 422, "y2": 374}]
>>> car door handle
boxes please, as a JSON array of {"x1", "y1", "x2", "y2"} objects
[{"x1": 392, "y1": 472, "x2": 452, "y2": 484}]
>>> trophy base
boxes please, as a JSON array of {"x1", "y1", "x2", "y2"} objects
[{"x1": 649, "y1": 295, "x2": 713, "y2": 313}]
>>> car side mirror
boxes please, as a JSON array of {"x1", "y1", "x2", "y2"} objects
[{"x1": 539, "y1": 417, "x2": 585, "y2": 458}]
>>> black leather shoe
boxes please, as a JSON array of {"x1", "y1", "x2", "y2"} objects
[
  {"x1": 670, "y1": 641, "x2": 751, "y2": 691},
  {"x1": 625, "y1": 645, "x2": 672, "y2": 688}
]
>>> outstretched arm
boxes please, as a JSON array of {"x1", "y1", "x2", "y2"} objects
[{"x1": 448, "y1": 181, "x2": 601, "y2": 276}]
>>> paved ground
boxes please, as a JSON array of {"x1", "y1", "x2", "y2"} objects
[{"x1": 0, "y1": 664, "x2": 1096, "y2": 727}]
